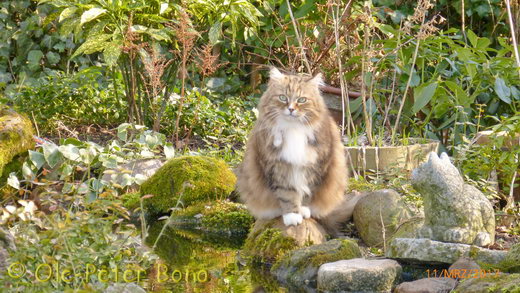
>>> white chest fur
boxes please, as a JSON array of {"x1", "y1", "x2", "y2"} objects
[{"x1": 272, "y1": 119, "x2": 317, "y2": 166}]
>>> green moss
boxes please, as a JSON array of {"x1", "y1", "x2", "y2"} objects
[
  {"x1": 0, "y1": 108, "x2": 35, "y2": 182},
  {"x1": 121, "y1": 192, "x2": 141, "y2": 210},
  {"x1": 242, "y1": 222, "x2": 299, "y2": 266},
  {"x1": 172, "y1": 200, "x2": 254, "y2": 234},
  {"x1": 454, "y1": 273, "x2": 520, "y2": 293},
  {"x1": 308, "y1": 239, "x2": 361, "y2": 267},
  {"x1": 140, "y1": 155, "x2": 236, "y2": 214},
  {"x1": 481, "y1": 243, "x2": 520, "y2": 273}
]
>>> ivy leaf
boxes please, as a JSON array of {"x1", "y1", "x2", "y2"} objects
[
  {"x1": 42, "y1": 143, "x2": 62, "y2": 168},
  {"x1": 7, "y1": 173, "x2": 20, "y2": 189},
  {"x1": 29, "y1": 150, "x2": 46, "y2": 169},
  {"x1": 209, "y1": 21, "x2": 222, "y2": 45},
  {"x1": 80, "y1": 8, "x2": 106, "y2": 25},
  {"x1": 28, "y1": 50, "x2": 44, "y2": 69},
  {"x1": 413, "y1": 82, "x2": 438, "y2": 114},
  {"x1": 46, "y1": 51, "x2": 60, "y2": 65},
  {"x1": 164, "y1": 144, "x2": 175, "y2": 159},
  {"x1": 494, "y1": 77, "x2": 511, "y2": 104}
]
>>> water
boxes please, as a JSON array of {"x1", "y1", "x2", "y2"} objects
[{"x1": 144, "y1": 221, "x2": 275, "y2": 292}]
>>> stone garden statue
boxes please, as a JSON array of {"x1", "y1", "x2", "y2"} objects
[{"x1": 411, "y1": 152, "x2": 495, "y2": 246}]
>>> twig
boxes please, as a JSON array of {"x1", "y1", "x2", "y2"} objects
[
  {"x1": 504, "y1": 0, "x2": 520, "y2": 78},
  {"x1": 286, "y1": 0, "x2": 312, "y2": 73}
]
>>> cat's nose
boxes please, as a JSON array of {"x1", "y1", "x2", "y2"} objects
[{"x1": 288, "y1": 107, "x2": 295, "y2": 113}]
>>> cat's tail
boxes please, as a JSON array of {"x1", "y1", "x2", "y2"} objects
[{"x1": 317, "y1": 191, "x2": 366, "y2": 236}]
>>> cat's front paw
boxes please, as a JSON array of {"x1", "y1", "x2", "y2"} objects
[
  {"x1": 283, "y1": 213, "x2": 303, "y2": 226},
  {"x1": 300, "y1": 206, "x2": 311, "y2": 219}
]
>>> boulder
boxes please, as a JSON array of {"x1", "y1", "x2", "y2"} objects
[
  {"x1": 272, "y1": 239, "x2": 362, "y2": 290},
  {"x1": 449, "y1": 257, "x2": 481, "y2": 277},
  {"x1": 411, "y1": 152, "x2": 495, "y2": 246},
  {"x1": 317, "y1": 258, "x2": 401, "y2": 293},
  {"x1": 242, "y1": 218, "x2": 327, "y2": 265},
  {"x1": 140, "y1": 156, "x2": 236, "y2": 214},
  {"x1": 386, "y1": 238, "x2": 507, "y2": 265},
  {"x1": 0, "y1": 108, "x2": 35, "y2": 182},
  {"x1": 395, "y1": 278, "x2": 458, "y2": 293},
  {"x1": 170, "y1": 200, "x2": 254, "y2": 234},
  {"x1": 353, "y1": 189, "x2": 419, "y2": 247},
  {"x1": 454, "y1": 273, "x2": 520, "y2": 292}
]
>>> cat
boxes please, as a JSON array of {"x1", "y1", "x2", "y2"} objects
[{"x1": 237, "y1": 67, "x2": 349, "y2": 227}]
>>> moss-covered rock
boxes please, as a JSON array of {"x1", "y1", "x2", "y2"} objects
[
  {"x1": 454, "y1": 273, "x2": 520, "y2": 293},
  {"x1": 0, "y1": 107, "x2": 35, "y2": 182},
  {"x1": 488, "y1": 242, "x2": 520, "y2": 273},
  {"x1": 353, "y1": 189, "x2": 419, "y2": 247},
  {"x1": 242, "y1": 221, "x2": 299, "y2": 266},
  {"x1": 140, "y1": 156, "x2": 236, "y2": 214},
  {"x1": 171, "y1": 200, "x2": 254, "y2": 234},
  {"x1": 272, "y1": 239, "x2": 362, "y2": 290},
  {"x1": 121, "y1": 192, "x2": 142, "y2": 211}
]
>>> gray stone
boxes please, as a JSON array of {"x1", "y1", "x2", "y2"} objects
[
  {"x1": 411, "y1": 152, "x2": 495, "y2": 246},
  {"x1": 386, "y1": 238, "x2": 507, "y2": 265},
  {"x1": 449, "y1": 257, "x2": 481, "y2": 277},
  {"x1": 317, "y1": 258, "x2": 401, "y2": 293},
  {"x1": 353, "y1": 189, "x2": 419, "y2": 247},
  {"x1": 454, "y1": 273, "x2": 520, "y2": 292},
  {"x1": 102, "y1": 159, "x2": 164, "y2": 187},
  {"x1": 395, "y1": 277, "x2": 458, "y2": 293},
  {"x1": 105, "y1": 283, "x2": 147, "y2": 293},
  {"x1": 272, "y1": 239, "x2": 362, "y2": 290}
]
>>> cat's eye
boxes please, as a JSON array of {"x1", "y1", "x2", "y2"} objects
[
  {"x1": 297, "y1": 97, "x2": 307, "y2": 103},
  {"x1": 278, "y1": 95, "x2": 288, "y2": 102}
]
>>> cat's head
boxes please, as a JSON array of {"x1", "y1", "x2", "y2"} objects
[
  {"x1": 411, "y1": 152, "x2": 464, "y2": 194},
  {"x1": 258, "y1": 67, "x2": 327, "y2": 124}
]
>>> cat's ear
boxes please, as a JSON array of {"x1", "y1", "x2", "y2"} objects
[
  {"x1": 269, "y1": 67, "x2": 285, "y2": 82},
  {"x1": 308, "y1": 72, "x2": 324, "y2": 87}
]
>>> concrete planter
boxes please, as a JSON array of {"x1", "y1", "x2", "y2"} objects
[{"x1": 345, "y1": 139, "x2": 440, "y2": 172}]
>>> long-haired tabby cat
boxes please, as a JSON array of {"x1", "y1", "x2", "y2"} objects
[{"x1": 237, "y1": 67, "x2": 349, "y2": 227}]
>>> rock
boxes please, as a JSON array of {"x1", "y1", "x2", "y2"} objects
[
  {"x1": 140, "y1": 156, "x2": 236, "y2": 214},
  {"x1": 395, "y1": 277, "x2": 458, "y2": 293},
  {"x1": 454, "y1": 273, "x2": 520, "y2": 292},
  {"x1": 386, "y1": 238, "x2": 507, "y2": 265},
  {"x1": 411, "y1": 152, "x2": 495, "y2": 246},
  {"x1": 243, "y1": 218, "x2": 327, "y2": 266},
  {"x1": 102, "y1": 158, "x2": 164, "y2": 188},
  {"x1": 272, "y1": 239, "x2": 362, "y2": 290},
  {"x1": 0, "y1": 107, "x2": 35, "y2": 182},
  {"x1": 105, "y1": 283, "x2": 146, "y2": 293},
  {"x1": 449, "y1": 257, "x2": 481, "y2": 277},
  {"x1": 170, "y1": 200, "x2": 254, "y2": 234},
  {"x1": 317, "y1": 258, "x2": 401, "y2": 293},
  {"x1": 353, "y1": 189, "x2": 418, "y2": 247}
]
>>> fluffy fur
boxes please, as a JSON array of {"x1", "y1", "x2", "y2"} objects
[{"x1": 237, "y1": 68, "x2": 348, "y2": 227}]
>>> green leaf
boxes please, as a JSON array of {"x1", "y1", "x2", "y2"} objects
[
  {"x1": 28, "y1": 50, "x2": 44, "y2": 68},
  {"x1": 7, "y1": 173, "x2": 20, "y2": 189},
  {"x1": 467, "y1": 30, "x2": 478, "y2": 48},
  {"x1": 413, "y1": 82, "x2": 438, "y2": 114},
  {"x1": 209, "y1": 21, "x2": 222, "y2": 45},
  {"x1": 80, "y1": 7, "x2": 106, "y2": 25},
  {"x1": 42, "y1": 143, "x2": 62, "y2": 168},
  {"x1": 164, "y1": 144, "x2": 175, "y2": 159},
  {"x1": 71, "y1": 34, "x2": 112, "y2": 58},
  {"x1": 29, "y1": 151, "x2": 46, "y2": 169},
  {"x1": 59, "y1": 6, "x2": 77, "y2": 22},
  {"x1": 46, "y1": 51, "x2": 60, "y2": 65},
  {"x1": 59, "y1": 144, "x2": 81, "y2": 161},
  {"x1": 22, "y1": 162, "x2": 35, "y2": 181},
  {"x1": 494, "y1": 77, "x2": 511, "y2": 104},
  {"x1": 103, "y1": 40, "x2": 122, "y2": 67},
  {"x1": 445, "y1": 81, "x2": 470, "y2": 106},
  {"x1": 295, "y1": 0, "x2": 315, "y2": 18}
]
